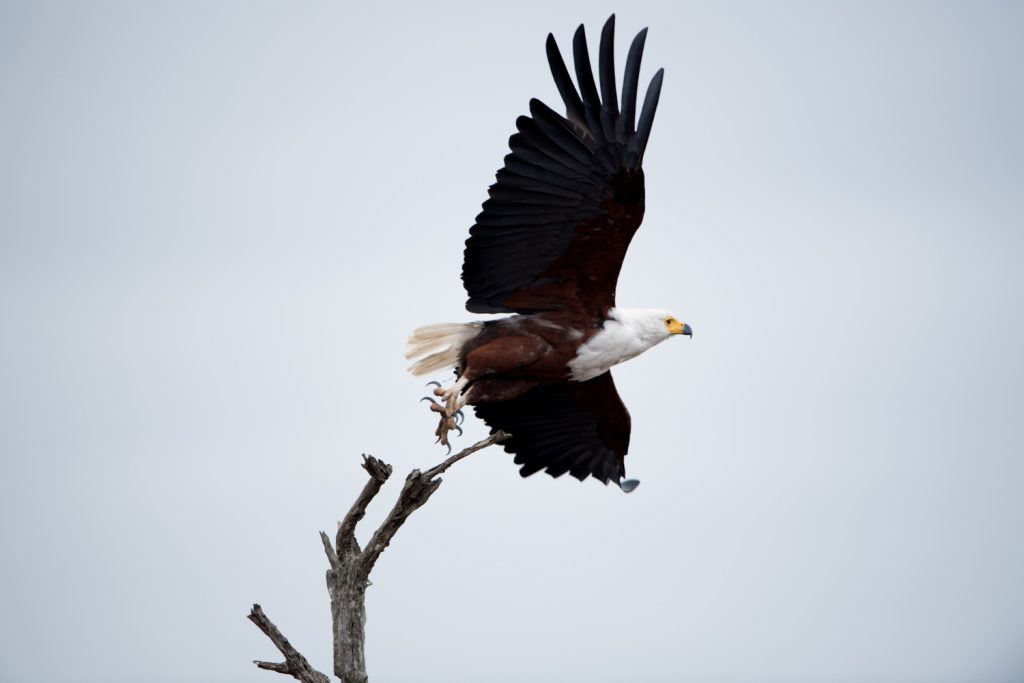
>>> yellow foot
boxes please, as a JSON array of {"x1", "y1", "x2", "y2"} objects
[{"x1": 421, "y1": 378, "x2": 468, "y2": 451}]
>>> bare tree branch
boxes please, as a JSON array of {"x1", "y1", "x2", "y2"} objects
[
  {"x1": 423, "y1": 430, "x2": 510, "y2": 479},
  {"x1": 359, "y1": 432, "x2": 509, "y2": 577},
  {"x1": 336, "y1": 456, "x2": 392, "y2": 554},
  {"x1": 248, "y1": 604, "x2": 330, "y2": 683},
  {"x1": 319, "y1": 531, "x2": 339, "y2": 573},
  {"x1": 251, "y1": 431, "x2": 510, "y2": 683}
]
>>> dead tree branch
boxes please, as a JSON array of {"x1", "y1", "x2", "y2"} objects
[
  {"x1": 248, "y1": 604, "x2": 330, "y2": 683},
  {"x1": 359, "y1": 432, "x2": 508, "y2": 575},
  {"x1": 249, "y1": 431, "x2": 510, "y2": 683}
]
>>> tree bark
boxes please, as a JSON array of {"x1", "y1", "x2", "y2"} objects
[
  {"x1": 249, "y1": 431, "x2": 509, "y2": 683},
  {"x1": 248, "y1": 604, "x2": 331, "y2": 683},
  {"x1": 328, "y1": 569, "x2": 368, "y2": 683}
]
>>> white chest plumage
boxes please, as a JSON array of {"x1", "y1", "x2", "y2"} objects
[{"x1": 567, "y1": 308, "x2": 672, "y2": 382}]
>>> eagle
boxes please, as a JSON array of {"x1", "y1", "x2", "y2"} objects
[{"x1": 407, "y1": 16, "x2": 691, "y2": 492}]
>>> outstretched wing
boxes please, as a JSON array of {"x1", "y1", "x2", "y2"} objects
[
  {"x1": 472, "y1": 371, "x2": 632, "y2": 486},
  {"x1": 462, "y1": 15, "x2": 664, "y2": 317}
]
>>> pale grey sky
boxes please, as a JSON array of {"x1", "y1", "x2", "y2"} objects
[{"x1": 2, "y1": 1, "x2": 1023, "y2": 682}]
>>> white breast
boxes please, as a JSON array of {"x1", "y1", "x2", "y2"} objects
[{"x1": 567, "y1": 308, "x2": 669, "y2": 382}]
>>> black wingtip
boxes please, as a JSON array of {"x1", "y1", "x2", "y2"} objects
[
  {"x1": 544, "y1": 33, "x2": 561, "y2": 72},
  {"x1": 618, "y1": 27, "x2": 649, "y2": 139},
  {"x1": 634, "y1": 27, "x2": 650, "y2": 51},
  {"x1": 634, "y1": 67, "x2": 665, "y2": 157},
  {"x1": 599, "y1": 15, "x2": 619, "y2": 124},
  {"x1": 546, "y1": 31, "x2": 585, "y2": 127},
  {"x1": 572, "y1": 22, "x2": 602, "y2": 140}
]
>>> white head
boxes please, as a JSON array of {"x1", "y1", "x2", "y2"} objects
[{"x1": 612, "y1": 307, "x2": 692, "y2": 344}]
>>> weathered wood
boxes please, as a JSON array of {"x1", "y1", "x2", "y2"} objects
[
  {"x1": 359, "y1": 433, "x2": 510, "y2": 577},
  {"x1": 337, "y1": 456, "x2": 393, "y2": 553},
  {"x1": 327, "y1": 565, "x2": 369, "y2": 683},
  {"x1": 249, "y1": 432, "x2": 509, "y2": 682},
  {"x1": 248, "y1": 604, "x2": 331, "y2": 683}
]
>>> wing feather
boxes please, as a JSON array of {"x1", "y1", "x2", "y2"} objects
[
  {"x1": 473, "y1": 372, "x2": 632, "y2": 485},
  {"x1": 634, "y1": 68, "x2": 665, "y2": 158},
  {"x1": 617, "y1": 28, "x2": 648, "y2": 139},
  {"x1": 509, "y1": 141, "x2": 589, "y2": 177},
  {"x1": 545, "y1": 33, "x2": 585, "y2": 130},
  {"x1": 463, "y1": 17, "x2": 663, "y2": 317},
  {"x1": 599, "y1": 16, "x2": 620, "y2": 123},
  {"x1": 572, "y1": 24, "x2": 604, "y2": 143},
  {"x1": 528, "y1": 100, "x2": 596, "y2": 164},
  {"x1": 486, "y1": 187, "x2": 589, "y2": 207}
]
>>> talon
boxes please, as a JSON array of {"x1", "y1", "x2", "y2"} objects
[
  {"x1": 423, "y1": 375, "x2": 470, "y2": 450},
  {"x1": 445, "y1": 442, "x2": 452, "y2": 455}
]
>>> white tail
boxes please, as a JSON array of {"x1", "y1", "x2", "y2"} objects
[{"x1": 405, "y1": 322, "x2": 482, "y2": 376}]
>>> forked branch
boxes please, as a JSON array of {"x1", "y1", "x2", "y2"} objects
[
  {"x1": 248, "y1": 604, "x2": 330, "y2": 683},
  {"x1": 249, "y1": 431, "x2": 510, "y2": 683},
  {"x1": 359, "y1": 432, "x2": 508, "y2": 576}
]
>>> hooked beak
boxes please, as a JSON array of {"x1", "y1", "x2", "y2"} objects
[{"x1": 669, "y1": 320, "x2": 693, "y2": 338}]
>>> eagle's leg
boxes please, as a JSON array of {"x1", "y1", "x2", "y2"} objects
[{"x1": 428, "y1": 375, "x2": 469, "y2": 448}]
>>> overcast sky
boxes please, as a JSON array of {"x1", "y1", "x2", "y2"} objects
[{"x1": 2, "y1": 1, "x2": 1023, "y2": 682}]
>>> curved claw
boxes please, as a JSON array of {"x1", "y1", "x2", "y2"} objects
[
  {"x1": 453, "y1": 424, "x2": 463, "y2": 437},
  {"x1": 434, "y1": 435, "x2": 441, "y2": 445},
  {"x1": 454, "y1": 409, "x2": 465, "y2": 425},
  {"x1": 444, "y1": 442, "x2": 452, "y2": 455},
  {"x1": 420, "y1": 396, "x2": 440, "y2": 405},
  {"x1": 425, "y1": 380, "x2": 442, "y2": 389}
]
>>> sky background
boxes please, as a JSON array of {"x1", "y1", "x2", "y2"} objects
[{"x1": 2, "y1": 1, "x2": 1023, "y2": 682}]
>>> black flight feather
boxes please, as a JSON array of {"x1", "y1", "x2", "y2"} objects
[
  {"x1": 462, "y1": 16, "x2": 663, "y2": 317},
  {"x1": 473, "y1": 372, "x2": 630, "y2": 486},
  {"x1": 634, "y1": 68, "x2": 664, "y2": 158},
  {"x1": 545, "y1": 33, "x2": 585, "y2": 129},
  {"x1": 572, "y1": 24, "x2": 604, "y2": 143},
  {"x1": 599, "y1": 16, "x2": 619, "y2": 120},
  {"x1": 618, "y1": 27, "x2": 648, "y2": 139}
]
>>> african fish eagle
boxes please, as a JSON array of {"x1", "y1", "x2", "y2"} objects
[{"x1": 407, "y1": 15, "x2": 691, "y2": 491}]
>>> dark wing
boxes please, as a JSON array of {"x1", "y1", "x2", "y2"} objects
[
  {"x1": 473, "y1": 371, "x2": 632, "y2": 486},
  {"x1": 462, "y1": 15, "x2": 664, "y2": 317}
]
